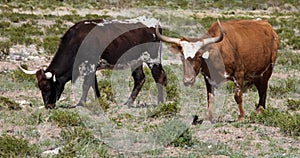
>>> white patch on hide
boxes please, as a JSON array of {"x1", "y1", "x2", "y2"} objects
[
  {"x1": 180, "y1": 41, "x2": 202, "y2": 59},
  {"x1": 96, "y1": 16, "x2": 159, "y2": 28},
  {"x1": 224, "y1": 72, "x2": 230, "y2": 79},
  {"x1": 79, "y1": 61, "x2": 96, "y2": 76},
  {"x1": 202, "y1": 51, "x2": 210, "y2": 59}
]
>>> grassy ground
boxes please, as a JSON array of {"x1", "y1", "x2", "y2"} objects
[{"x1": 0, "y1": 0, "x2": 299, "y2": 157}]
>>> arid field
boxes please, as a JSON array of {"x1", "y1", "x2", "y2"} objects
[{"x1": 0, "y1": 1, "x2": 299, "y2": 157}]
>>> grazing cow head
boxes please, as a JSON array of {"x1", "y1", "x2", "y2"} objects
[
  {"x1": 19, "y1": 66, "x2": 58, "y2": 109},
  {"x1": 156, "y1": 20, "x2": 224, "y2": 86}
]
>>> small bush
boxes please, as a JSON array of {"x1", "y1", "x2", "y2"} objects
[
  {"x1": 0, "y1": 21, "x2": 10, "y2": 28},
  {"x1": 10, "y1": 66, "x2": 36, "y2": 83},
  {"x1": 147, "y1": 102, "x2": 180, "y2": 118},
  {"x1": 42, "y1": 36, "x2": 60, "y2": 54},
  {"x1": 249, "y1": 107, "x2": 300, "y2": 136},
  {"x1": 49, "y1": 109, "x2": 83, "y2": 127},
  {"x1": 171, "y1": 129, "x2": 194, "y2": 148},
  {"x1": 0, "y1": 41, "x2": 11, "y2": 56},
  {"x1": 0, "y1": 135, "x2": 32, "y2": 157},
  {"x1": 269, "y1": 78, "x2": 297, "y2": 98},
  {"x1": 59, "y1": 127, "x2": 109, "y2": 157},
  {"x1": 0, "y1": 96, "x2": 21, "y2": 110},
  {"x1": 286, "y1": 99, "x2": 300, "y2": 111}
]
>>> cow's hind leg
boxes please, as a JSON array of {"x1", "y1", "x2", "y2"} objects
[
  {"x1": 148, "y1": 63, "x2": 167, "y2": 104},
  {"x1": 254, "y1": 78, "x2": 270, "y2": 113},
  {"x1": 254, "y1": 67, "x2": 273, "y2": 113},
  {"x1": 125, "y1": 65, "x2": 145, "y2": 106}
]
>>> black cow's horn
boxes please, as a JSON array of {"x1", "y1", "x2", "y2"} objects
[
  {"x1": 201, "y1": 19, "x2": 224, "y2": 47},
  {"x1": 155, "y1": 24, "x2": 181, "y2": 45},
  {"x1": 19, "y1": 65, "x2": 37, "y2": 75}
]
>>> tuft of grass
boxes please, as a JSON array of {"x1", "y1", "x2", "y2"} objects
[
  {"x1": 42, "y1": 36, "x2": 60, "y2": 55},
  {"x1": 59, "y1": 127, "x2": 109, "y2": 157},
  {"x1": 268, "y1": 78, "x2": 297, "y2": 98},
  {"x1": 276, "y1": 51, "x2": 300, "y2": 70},
  {"x1": 0, "y1": 41, "x2": 11, "y2": 56},
  {"x1": 10, "y1": 65, "x2": 36, "y2": 83},
  {"x1": 286, "y1": 99, "x2": 300, "y2": 111},
  {"x1": 0, "y1": 96, "x2": 21, "y2": 110},
  {"x1": 249, "y1": 107, "x2": 300, "y2": 136},
  {"x1": 49, "y1": 109, "x2": 83, "y2": 127},
  {"x1": 0, "y1": 134, "x2": 33, "y2": 157},
  {"x1": 171, "y1": 129, "x2": 194, "y2": 148},
  {"x1": 0, "y1": 21, "x2": 11, "y2": 28},
  {"x1": 147, "y1": 102, "x2": 179, "y2": 118},
  {"x1": 164, "y1": 66, "x2": 180, "y2": 101}
]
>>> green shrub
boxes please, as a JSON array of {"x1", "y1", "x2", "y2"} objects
[
  {"x1": 269, "y1": 78, "x2": 297, "y2": 98},
  {"x1": 171, "y1": 129, "x2": 194, "y2": 148},
  {"x1": 10, "y1": 66, "x2": 36, "y2": 83},
  {"x1": 59, "y1": 127, "x2": 109, "y2": 157},
  {"x1": 49, "y1": 109, "x2": 83, "y2": 127},
  {"x1": 286, "y1": 99, "x2": 300, "y2": 111},
  {"x1": 42, "y1": 36, "x2": 60, "y2": 54},
  {"x1": 0, "y1": 41, "x2": 11, "y2": 56},
  {"x1": 147, "y1": 102, "x2": 179, "y2": 118},
  {"x1": 0, "y1": 135, "x2": 32, "y2": 157},
  {"x1": 0, "y1": 96, "x2": 21, "y2": 110},
  {"x1": 0, "y1": 21, "x2": 10, "y2": 28},
  {"x1": 249, "y1": 107, "x2": 300, "y2": 136}
]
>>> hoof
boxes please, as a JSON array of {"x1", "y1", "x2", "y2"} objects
[
  {"x1": 192, "y1": 115, "x2": 204, "y2": 125},
  {"x1": 238, "y1": 115, "x2": 244, "y2": 121},
  {"x1": 124, "y1": 99, "x2": 133, "y2": 107},
  {"x1": 68, "y1": 102, "x2": 84, "y2": 109},
  {"x1": 256, "y1": 106, "x2": 263, "y2": 114}
]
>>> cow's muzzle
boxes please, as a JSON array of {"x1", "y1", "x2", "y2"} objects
[
  {"x1": 45, "y1": 104, "x2": 55, "y2": 109},
  {"x1": 183, "y1": 77, "x2": 195, "y2": 86}
]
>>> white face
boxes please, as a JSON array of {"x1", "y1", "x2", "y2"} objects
[{"x1": 180, "y1": 41, "x2": 202, "y2": 59}]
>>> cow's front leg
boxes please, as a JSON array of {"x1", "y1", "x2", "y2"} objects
[
  {"x1": 149, "y1": 63, "x2": 167, "y2": 104},
  {"x1": 125, "y1": 65, "x2": 145, "y2": 106},
  {"x1": 193, "y1": 78, "x2": 214, "y2": 125},
  {"x1": 205, "y1": 78, "x2": 214, "y2": 122},
  {"x1": 233, "y1": 77, "x2": 244, "y2": 121}
]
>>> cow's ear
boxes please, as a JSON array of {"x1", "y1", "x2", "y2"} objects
[{"x1": 169, "y1": 44, "x2": 181, "y2": 54}]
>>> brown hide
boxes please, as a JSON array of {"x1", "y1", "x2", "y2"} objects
[
  {"x1": 207, "y1": 20, "x2": 278, "y2": 81},
  {"x1": 156, "y1": 19, "x2": 278, "y2": 122}
]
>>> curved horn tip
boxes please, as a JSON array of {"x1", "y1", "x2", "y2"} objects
[{"x1": 18, "y1": 64, "x2": 37, "y2": 75}]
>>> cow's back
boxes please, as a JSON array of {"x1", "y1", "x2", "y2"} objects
[{"x1": 209, "y1": 20, "x2": 278, "y2": 77}]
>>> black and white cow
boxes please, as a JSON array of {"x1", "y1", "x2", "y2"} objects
[{"x1": 20, "y1": 17, "x2": 167, "y2": 108}]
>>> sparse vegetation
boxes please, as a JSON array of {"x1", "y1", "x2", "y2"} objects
[
  {"x1": 0, "y1": 135, "x2": 34, "y2": 157},
  {"x1": 0, "y1": 96, "x2": 21, "y2": 110},
  {"x1": 249, "y1": 107, "x2": 300, "y2": 136},
  {"x1": 0, "y1": 0, "x2": 299, "y2": 157},
  {"x1": 49, "y1": 109, "x2": 83, "y2": 127}
]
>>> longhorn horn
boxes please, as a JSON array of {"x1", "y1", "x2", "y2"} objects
[
  {"x1": 202, "y1": 19, "x2": 224, "y2": 46},
  {"x1": 45, "y1": 72, "x2": 53, "y2": 79},
  {"x1": 155, "y1": 24, "x2": 181, "y2": 45},
  {"x1": 19, "y1": 65, "x2": 37, "y2": 75}
]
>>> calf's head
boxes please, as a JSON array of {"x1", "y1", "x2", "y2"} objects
[
  {"x1": 19, "y1": 66, "x2": 58, "y2": 108},
  {"x1": 156, "y1": 20, "x2": 224, "y2": 86}
]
